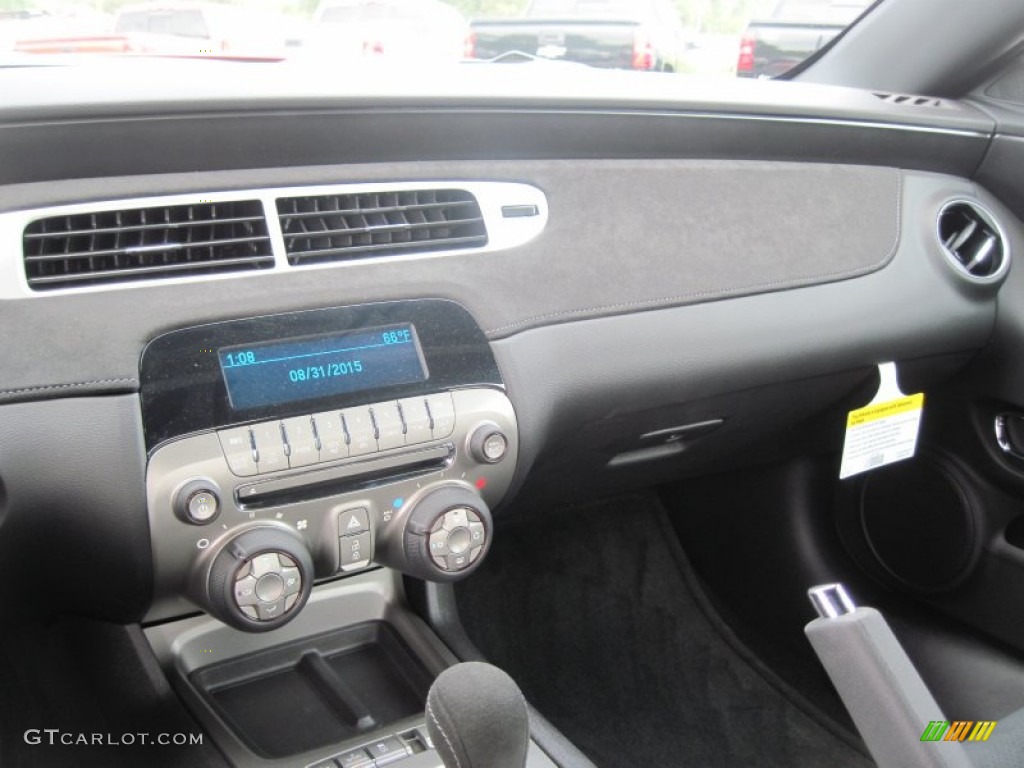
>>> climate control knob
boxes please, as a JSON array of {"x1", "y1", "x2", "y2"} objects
[
  {"x1": 398, "y1": 485, "x2": 492, "y2": 582},
  {"x1": 196, "y1": 526, "x2": 314, "y2": 632}
]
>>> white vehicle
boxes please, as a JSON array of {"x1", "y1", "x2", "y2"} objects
[
  {"x1": 114, "y1": 2, "x2": 295, "y2": 57},
  {"x1": 308, "y1": 0, "x2": 468, "y2": 62}
]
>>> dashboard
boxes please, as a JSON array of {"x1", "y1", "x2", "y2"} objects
[{"x1": 1, "y1": 56, "x2": 1024, "y2": 768}]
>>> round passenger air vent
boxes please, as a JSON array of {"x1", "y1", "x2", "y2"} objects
[{"x1": 937, "y1": 200, "x2": 1009, "y2": 282}]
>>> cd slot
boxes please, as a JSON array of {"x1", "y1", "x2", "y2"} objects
[{"x1": 235, "y1": 444, "x2": 454, "y2": 509}]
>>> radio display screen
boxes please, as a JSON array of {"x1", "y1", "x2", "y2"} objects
[{"x1": 218, "y1": 324, "x2": 428, "y2": 410}]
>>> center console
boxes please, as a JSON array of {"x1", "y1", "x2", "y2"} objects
[
  {"x1": 141, "y1": 299, "x2": 518, "y2": 628},
  {"x1": 139, "y1": 300, "x2": 556, "y2": 768}
]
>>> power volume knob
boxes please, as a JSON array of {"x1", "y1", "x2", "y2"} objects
[
  {"x1": 174, "y1": 478, "x2": 221, "y2": 525},
  {"x1": 401, "y1": 485, "x2": 492, "y2": 582}
]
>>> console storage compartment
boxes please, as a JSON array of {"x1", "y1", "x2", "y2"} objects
[{"x1": 192, "y1": 621, "x2": 432, "y2": 758}]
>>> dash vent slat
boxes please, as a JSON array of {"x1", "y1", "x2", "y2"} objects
[
  {"x1": 23, "y1": 200, "x2": 273, "y2": 290},
  {"x1": 277, "y1": 189, "x2": 488, "y2": 266}
]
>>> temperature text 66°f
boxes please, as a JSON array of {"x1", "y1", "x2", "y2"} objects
[{"x1": 288, "y1": 360, "x2": 363, "y2": 382}]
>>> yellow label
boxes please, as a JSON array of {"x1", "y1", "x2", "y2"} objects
[{"x1": 847, "y1": 393, "x2": 925, "y2": 428}]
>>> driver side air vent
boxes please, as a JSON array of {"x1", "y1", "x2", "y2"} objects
[
  {"x1": 937, "y1": 201, "x2": 1009, "y2": 281},
  {"x1": 23, "y1": 200, "x2": 273, "y2": 290},
  {"x1": 277, "y1": 189, "x2": 488, "y2": 266}
]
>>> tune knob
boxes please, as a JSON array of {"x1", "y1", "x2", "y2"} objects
[
  {"x1": 198, "y1": 526, "x2": 314, "y2": 632},
  {"x1": 468, "y1": 422, "x2": 509, "y2": 464},
  {"x1": 398, "y1": 485, "x2": 492, "y2": 582}
]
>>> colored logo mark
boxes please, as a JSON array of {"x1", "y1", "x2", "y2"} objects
[{"x1": 921, "y1": 721, "x2": 997, "y2": 743}]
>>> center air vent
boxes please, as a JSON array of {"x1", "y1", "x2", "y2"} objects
[
  {"x1": 276, "y1": 189, "x2": 488, "y2": 266},
  {"x1": 23, "y1": 200, "x2": 273, "y2": 291},
  {"x1": 937, "y1": 200, "x2": 1009, "y2": 282}
]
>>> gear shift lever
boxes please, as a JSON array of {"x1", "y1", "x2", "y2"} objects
[{"x1": 426, "y1": 662, "x2": 530, "y2": 768}]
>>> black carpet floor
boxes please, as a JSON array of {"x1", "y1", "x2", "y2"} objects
[{"x1": 456, "y1": 493, "x2": 875, "y2": 768}]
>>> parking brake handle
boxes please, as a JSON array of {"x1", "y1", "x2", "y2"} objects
[{"x1": 805, "y1": 584, "x2": 973, "y2": 768}]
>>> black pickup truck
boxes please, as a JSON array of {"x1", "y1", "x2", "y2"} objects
[
  {"x1": 737, "y1": 0, "x2": 871, "y2": 78},
  {"x1": 468, "y1": 0, "x2": 688, "y2": 72}
]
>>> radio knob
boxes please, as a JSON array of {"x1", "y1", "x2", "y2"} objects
[
  {"x1": 467, "y1": 422, "x2": 508, "y2": 464},
  {"x1": 394, "y1": 484, "x2": 492, "y2": 582},
  {"x1": 174, "y1": 478, "x2": 221, "y2": 525}
]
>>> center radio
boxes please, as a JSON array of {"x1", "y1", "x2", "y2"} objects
[{"x1": 141, "y1": 300, "x2": 517, "y2": 632}]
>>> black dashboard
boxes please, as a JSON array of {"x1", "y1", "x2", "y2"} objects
[
  {"x1": 1, "y1": 61, "x2": 1021, "y2": 621},
  {"x1": 2, "y1": 55, "x2": 1024, "y2": 768}
]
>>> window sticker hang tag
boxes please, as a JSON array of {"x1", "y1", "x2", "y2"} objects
[{"x1": 839, "y1": 362, "x2": 924, "y2": 480}]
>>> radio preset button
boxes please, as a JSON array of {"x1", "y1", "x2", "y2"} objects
[
  {"x1": 399, "y1": 397, "x2": 432, "y2": 444},
  {"x1": 425, "y1": 393, "x2": 456, "y2": 438},
  {"x1": 312, "y1": 411, "x2": 349, "y2": 462},
  {"x1": 218, "y1": 427, "x2": 259, "y2": 476},
  {"x1": 343, "y1": 408, "x2": 377, "y2": 457},
  {"x1": 282, "y1": 416, "x2": 318, "y2": 468},
  {"x1": 373, "y1": 402, "x2": 405, "y2": 451},
  {"x1": 252, "y1": 422, "x2": 288, "y2": 473}
]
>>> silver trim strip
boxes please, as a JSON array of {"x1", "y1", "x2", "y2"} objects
[
  {"x1": 470, "y1": 108, "x2": 989, "y2": 138},
  {"x1": 0, "y1": 180, "x2": 548, "y2": 299}
]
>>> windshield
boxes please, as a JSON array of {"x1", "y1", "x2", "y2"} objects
[{"x1": 0, "y1": 0, "x2": 876, "y2": 80}]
